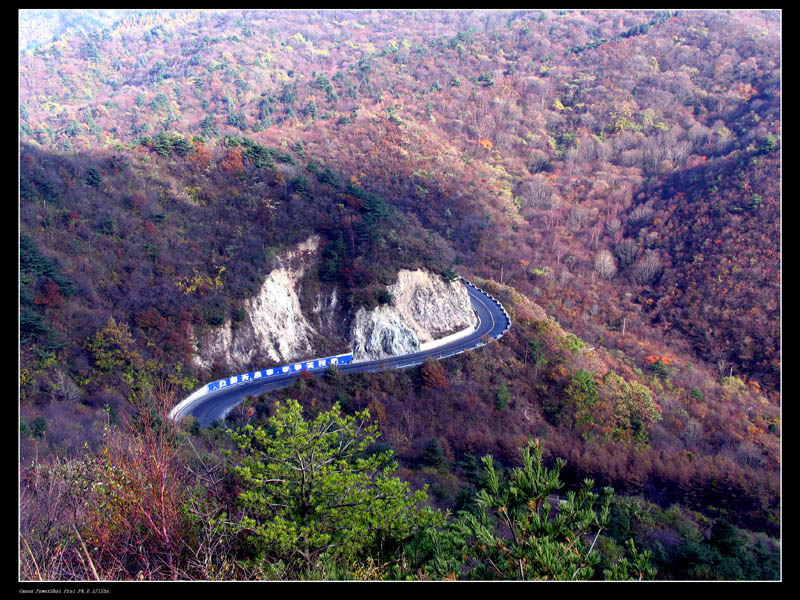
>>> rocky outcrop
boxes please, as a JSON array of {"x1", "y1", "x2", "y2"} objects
[
  {"x1": 192, "y1": 238, "x2": 477, "y2": 371},
  {"x1": 349, "y1": 269, "x2": 477, "y2": 361},
  {"x1": 192, "y1": 236, "x2": 327, "y2": 372}
]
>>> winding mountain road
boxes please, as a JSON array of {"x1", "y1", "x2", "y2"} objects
[{"x1": 172, "y1": 279, "x2": 510, "y2": 427}]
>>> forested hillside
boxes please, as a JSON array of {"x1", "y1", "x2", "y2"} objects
[{"x1": 19, "y1": 9, "x2": 780, "y2": 581}]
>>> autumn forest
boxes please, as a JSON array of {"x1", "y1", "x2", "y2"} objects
[{"x1": 19, "y1": 9, "x2": 780, "y2": 582}]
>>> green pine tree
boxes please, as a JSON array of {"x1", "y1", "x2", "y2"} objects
[
  {"x1": 227, "y1": 400, "x2": 440, "y2": 579},
  {"x1": 413, "y1": 440, "x2": 656, "y2": 581}
]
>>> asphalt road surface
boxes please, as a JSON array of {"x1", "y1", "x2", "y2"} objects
[{"x1": 173, "y1": 280, "x2": 510, "y2": 427}]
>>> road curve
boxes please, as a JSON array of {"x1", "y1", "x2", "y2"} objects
[{"x1": 173, "y1": 279, "x2": 510, "y2": 427}]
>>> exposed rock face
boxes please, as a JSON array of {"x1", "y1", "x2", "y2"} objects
[
  {"x1": 192, "y1": 238, "x2": 477, "y2": 372},
  {"x1": 349, "y1": 269, "x2": 477, "y2": 361},
  {"x1": 349, "y1": 305, "x2": 420, "y2": 360},
  {"x1": 192, "y1": 236, "x2": 326, "y2": 372}
]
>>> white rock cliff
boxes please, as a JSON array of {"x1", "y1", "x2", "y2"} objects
[
  {"x1": 349, "y1": 269, "x2": 477, "y2": 361},
  {"x1": 192, "y1": 236, "x2": 324, "y2": 372},
  {"x1": 191, "y1": 236, "x2": 476, "y2": 371}
]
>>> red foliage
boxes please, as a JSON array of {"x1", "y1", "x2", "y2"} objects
[
  {"x1": 81, "y1": 384, "x2": 191, "y2": 579},
  {"x1": 136, "y1": 307, "x2": 168, "y2": 332},
  {"x1": 144, "y1": 220, "x2": 158, "y2": 240},
  {"x1": 130, "y1": 192, "x2": 146, "y2": 212},
  {"x1": 33, "y1": 278, "x2": 63, "y2": 308}
]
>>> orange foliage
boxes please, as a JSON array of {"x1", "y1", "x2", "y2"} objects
[
  {"x1": 221, "y1": 148, "x2": 244, "y2": 173},
  {"x1": 644, "y1": 355, "x2": 673, "y2": 365},
  {"x1": 733, "y1": 82, "x2": 757, "y2": 101},
  {"x1": 189, "y1": 140, "x2": 211, "y2": 169},
  {"x1": 421, "y1": 358, "x2": 449, "y2": 390}
]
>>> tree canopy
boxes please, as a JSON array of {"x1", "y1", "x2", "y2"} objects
[
  {"x1": 413, "y1": 439, "x2": 656, "y2": 580},
  {"x1": 228, "y1": 399, "x2": 439, "y2": 578}
]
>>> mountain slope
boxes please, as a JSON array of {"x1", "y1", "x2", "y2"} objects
[{"x1": 19, "y1": 8, "x2": 780, "y2": 545}]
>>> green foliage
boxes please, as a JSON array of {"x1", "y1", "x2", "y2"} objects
[
  {"x1": 206, "y1": 313, "x2": 224, "y2": 326},
  {"x1": 84, "y1": 166, "x2": 103, "y2": 187},
  {"x1": 150, "y1": 92, "x2": 169, "y2": 111},
  {"x1": 599, "y1": 370, "x2": 662, "y2": 445},
  {"x1": 377, "y1": 288, "x2": 393, "y2": 305},
  {"x1": 477, "y1": 72, "x2": 494, "y2": 87},
  {"x1": 318, "y1": 166, "x2": 340, "y2": 187},
  {"x1": 323, "y1": 364, "x2": 341, "y2": 385},
  {"x1": 291, "y1": 173, "x2": 309, "y2": 197},
  {"x1": 200, "y1": 114, "x2": 217, "y2": 137},
  {"x1": 319, "y1": 233, "x2": 346, "y2": 282},
  {"x1": 495, "y1": 381, "x2": 511, "y2": 411},
  {"x1": 354, "y1": 188, "x2": 390, "y2": 245},
  {"x1": 564, "y1": 369, "x2": 598, "y2": 421},
  {"x1": 745, "y1": 194, "x2": 762, "y2": 210},
  {"x1": 146, "y1": 132, "x2": 195, "y2": 158},
  {"x1": 559, "y1": 333, "x2": 585, "y2": 354},
  {"x1": 303, "y1": 99, "x2": 317, "y2": 120},
  {"x1": 671, "y1": 518, "x2": 780, "y2": 580},
  {"x1": 650, "y1": 358, "x2": 669, "y2": 379},
  {"x1": 20, "y1": 235, "x2": 73, "y2": 350},
  {"x1": 224, "y1": 134, "x2": 295, "y2": 168},
  {"x1": 555, "y1": 367, "x2": 659, "y2": 444},
  {"x1": 227, "y1": 111, "x2": 248, "y2": 130},
  {"x1": 528, "y1": 337, "x2": 546, "y2": 367},
  {"x1": 20, "y1": 235, "x2": 74, "y2": 297},
  {"x1": 415, "y1": 440, "x2": 650, "y2": 580},
  {"x1": 603, "y1": 496, "x2": 780, "y2": 581},
  {"x1": 171, "y1": 135, "x2": 194, "y2": 157},
  {"x1": 601, "y1": 539, "x2": 658, "y2": 580},
  {"x1": 421, "y1": 437, "x2": 448, "y2": 470},
  {"x1": 280, "y1": 82, "x2": 297, "y2": 105},
  {"x1": 442, "y1": 267, "x2": 458, "y2": 282},
  {"x1": 757, "y1": 133, "x2": 778, "y2": 155},
  {"x1": 228, "y1": 400, "x2": 437, "y2": 578},
  {"x1": 85, "y1": 316, "x2": 142, "y2": 373},
  {"x1": 21, "y1": 416, "x2": 47, "y2": 439}
]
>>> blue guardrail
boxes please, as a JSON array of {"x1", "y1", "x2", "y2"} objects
[{"x1": 206, "y1": 353, "x2": 354, "y2": 392}]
